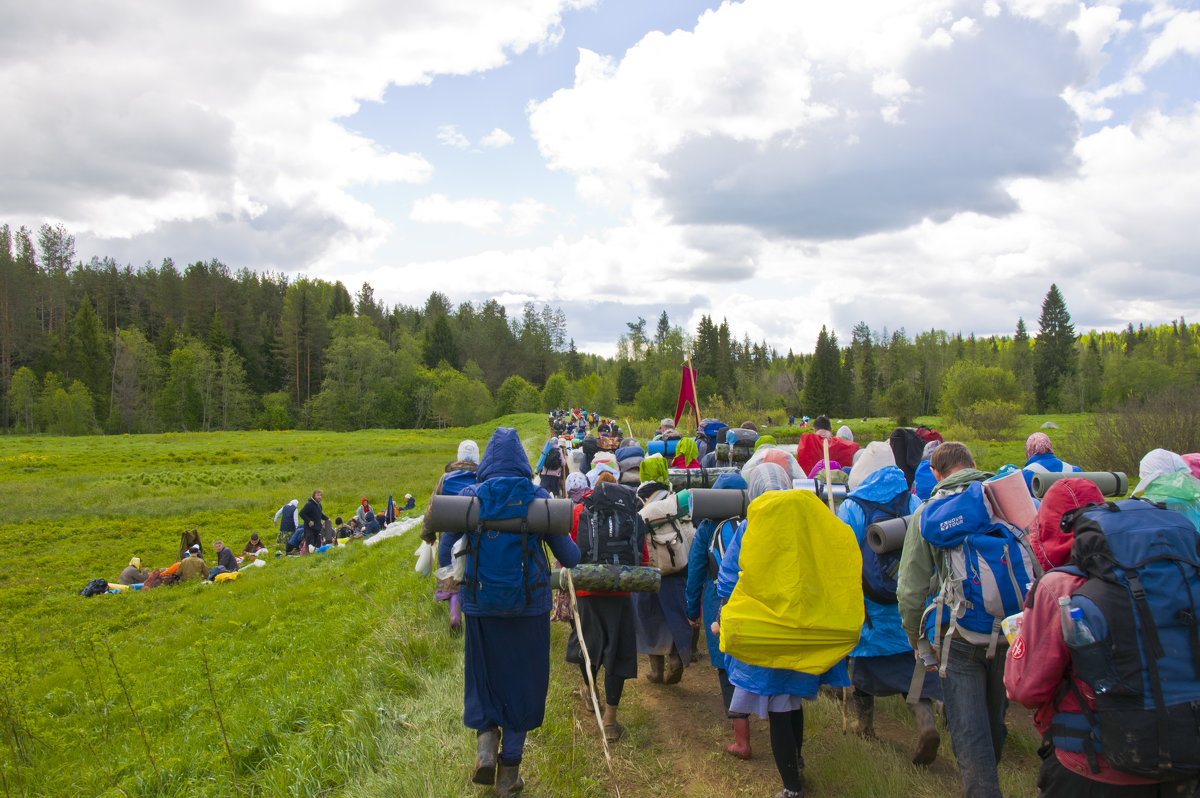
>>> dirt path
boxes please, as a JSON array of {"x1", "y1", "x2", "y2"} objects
[{"x1": 578, "y1": 648, "x2": 1042, "y2": 798}]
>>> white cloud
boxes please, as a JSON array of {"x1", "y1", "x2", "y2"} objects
[
  {"x1": 1137, "y1": 9, "x2": 1200, "y2": 72},
  {"x1": 0, "y1": 0, "x2": 587, "y2": 266},
  {"x1": 481, "y1": 127, "x2": 515, "y2": 148},
  {"x1": 437, "y1": 125, "x2": 471, "y2": 149},
  {"x1": 410, "y1": 194, "x2": 551, "y2": 236}
]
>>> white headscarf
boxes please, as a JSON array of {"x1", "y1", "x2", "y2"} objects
[
  {"x1": 1133, "y1": 448, "x2": 1190, "y2": 496},
  {"x1": 836, "y1": 425, "x2": 854, "y2": 442},
  {"x1": 848, "y1": 441, "x2": 897, "y2": 491},
  {"x1": 457, "y1": 439, "x2": 480, "y2": 464}
]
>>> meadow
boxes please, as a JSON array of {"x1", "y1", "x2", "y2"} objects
[{"x1": 0, "y1": 414, "x2": 1080, "y2": 796}]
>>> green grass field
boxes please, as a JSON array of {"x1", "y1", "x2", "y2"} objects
[{"x1": 0, "y1": 415, "x2": 1063, "y2": 796}]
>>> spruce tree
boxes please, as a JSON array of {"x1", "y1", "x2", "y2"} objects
[{"x1": 1033, "y1": 284, "x2": 1076, "y2": 411}]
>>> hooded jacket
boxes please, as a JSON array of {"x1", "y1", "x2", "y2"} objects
[
  {"x1": 837, "y1": 466, "x2": 920, "y2": 658},
  {"x1": 1005, "y1": 479, "x2": 1151, "y2": 786},
  {"x1": 437, "y1": 427, "x2": 580, "y2": 617},
  {"x1": 896, "y1": 467, "x2": 993, "y2": 649},
  {"x1": 1021, "y1": 452, "x2": 1081, "y2": 493}
]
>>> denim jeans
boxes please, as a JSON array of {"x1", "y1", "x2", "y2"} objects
[{"x1": 943, "y1": 636, "x2": 1008, "y2": 798}]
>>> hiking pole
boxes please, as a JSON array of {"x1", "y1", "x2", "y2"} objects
[
  {"x1": 822, "y1": 438, "x2": 836, "y2": 513},
  {"x1": 565, "y1": 569, "x2": 614, "y2": 769}
]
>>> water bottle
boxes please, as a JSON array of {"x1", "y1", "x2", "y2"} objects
[{"x1": 1068, "y1": 607, "x2": 1096, "y2": 645}]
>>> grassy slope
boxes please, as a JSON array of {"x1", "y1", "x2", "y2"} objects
[{"x1": 0, "y1": 414, "x2": 1059, "y2": 797}]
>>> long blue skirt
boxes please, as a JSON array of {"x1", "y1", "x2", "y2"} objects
[
  {"x1": 851, "y1": 651, "x2": 943, "y2": 701},
  {"x1": 632, "y1": 572, "x2": 692, "y2": 660},
  {"x1": 463, "y1": 613, "x2": 551, "y2": 732}
]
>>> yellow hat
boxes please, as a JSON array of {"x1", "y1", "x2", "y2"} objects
[{"x1": 130, "y1": 557, "x2": 141, "y2": 569}]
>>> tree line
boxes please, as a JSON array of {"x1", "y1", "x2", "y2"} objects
[{"x1": 2, "y1": 222, "x2": 1195, "y2": 435}]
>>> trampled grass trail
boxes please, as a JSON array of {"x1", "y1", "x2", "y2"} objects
[{"x1": 0, "y1": 413, "x2": 1060, "y2": 796}]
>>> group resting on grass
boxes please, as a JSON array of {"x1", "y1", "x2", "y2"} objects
[
  {"x1": 421, "y1": 410, "x2": 1200, "y2": 798},
  {"x1": 77, "y1": 408, "x2": 1200, "y2": 798}
]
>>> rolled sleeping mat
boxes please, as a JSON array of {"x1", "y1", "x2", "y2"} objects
[
  {"x1": 619, "y1": 468, "x2": 640, "y2": 485},
  {"x1": 1031, "y1": 470, "x2": 1128, "y2": 499},
  {"x1": 867, "y1": 516, "x2": 912, "y2": 554},
  {"x1": 647, "y1": 438, "x2": 680, "y2": 458},
  {"x1": 689, "y1": 488, "x2": 750, "y2": 522},
  {"x1": 667, "y1": 466, "x2": 739, "y2": 491},
  {"x1": 550, "y1": 564, "x2": 662, "y2": 593},
  {"x1": 534, "y1": 440, "x2": 555, "y2": 472},
  {"x1": 425, "y1": 495, "x2": 574, "y2": 535}
]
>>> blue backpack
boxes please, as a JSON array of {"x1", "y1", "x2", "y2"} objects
[
  {"x1": 1050, "y1": 499, "x2": 1200, "y2": 781},
  {"x1": 706, "y1": 517, "x2": 740, "y2": 580},
  {"x1": 846, "y1": 491, "x2": 911, "y2": 605},
  {"x1": 441, "y1": 469, "x2": 477, "y2": 497},
  {"x1": 920, "y1": 480, "x2": 1039, "y2": 669},
  {"x1": 461, "y1": 477, "x2": 545, "y2": 617}
]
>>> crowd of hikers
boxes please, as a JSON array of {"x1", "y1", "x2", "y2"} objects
[
  {"x1": 421, "y1": 409, "x2": 1200, "y2": 798},
  {"x1": 80, "y1": 490, "x2": 418, "y2": 595}
]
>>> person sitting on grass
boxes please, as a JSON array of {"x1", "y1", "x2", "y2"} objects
[
  {"x1": 241, "y1": 533, "x2": 266, "y2": 556},
  {"x1": 208, "y1": 540, "x2": 238, "y2": 578},
  {"x1": 177, "y1": 545, "x2": 208, "y2": 582},
  {"x1": 118, "y1": 556, "x2": 149, "y2": 586}
]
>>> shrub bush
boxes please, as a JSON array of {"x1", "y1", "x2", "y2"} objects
[
  {"x1": 1062, "y1": 388, "x2": 1200, "y2": 476},
  {"x1": 957, "y1": 399, "x2": 1022, "y2": 441}
]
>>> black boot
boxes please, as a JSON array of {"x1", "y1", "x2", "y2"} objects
[
  {"x1": 646, "y1": 654, "x2": 664, "y2": 683},
  {"x1": 910, "y1": 699, "x2": 940, "y2": 766},
  {"x1": 471, "y1": 727, "x2": 499, "y2": 785},
  {"x1": 495, "y1": 762, "x2": 524, "y2": 796},
  {"x1": 851, "y1": 691, "x2": 875, "y2": 739}
]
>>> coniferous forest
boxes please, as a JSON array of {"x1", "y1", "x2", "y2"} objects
[{"x1": 2, "y1": 222, "x2": 1197, "y2": 435}]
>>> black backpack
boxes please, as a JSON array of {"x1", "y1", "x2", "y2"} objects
[
  {"x1": 545, "y1": 447, "x2": 562, "y2": 470},
  {"x1": 578, "y1": 482, "x2": 643, "y2": 566}
]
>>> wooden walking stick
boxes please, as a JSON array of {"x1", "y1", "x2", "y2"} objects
[
  {"x1": 822, "y1": 437, "x2": 836, "y2": 513},
  {"x1": 565, "y1": 569, "x2": 615, "y2": 768}
]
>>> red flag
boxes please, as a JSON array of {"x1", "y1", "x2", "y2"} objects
[{"x1": 673, "y1": 366, "x2": 699, "y2": 429}]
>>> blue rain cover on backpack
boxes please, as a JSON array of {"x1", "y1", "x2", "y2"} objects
[
  {"x1": 920, "y1": 481, "x2": 1038, "y2": 661},
  {"x1": 441, "y1": 469, "x2": 477, "y2": 497},
  {"x1": 1053, "y1": 499, "x2": 1200, "y2": 781},
  {"x1": 463, "y1": 476, "x2": 542, "y2": 617},
  {"x1": 846, "y1": 489, "x2": 912, "y2": 604}
]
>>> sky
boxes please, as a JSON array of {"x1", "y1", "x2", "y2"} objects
[{"x1": 2, "y1": 0, "x2": 1198, "y2": 357}]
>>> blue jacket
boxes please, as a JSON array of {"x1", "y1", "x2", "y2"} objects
[
  {"x1": 836, "y1": 466, "x2": 921, "y2": 658},
  {"x1": 1021, "y1": 452, "x2": 1081, "y2": 493},
  {"x1": 438, "y1": 427, "x2": 580, "y2": 617},
  {"x1": 685, "y1": 472, "x2": 747, "y2": 669},
  {"x1": 912, "y1": 461, "x2": 937, "y2": 502},
  {"x1": 716, "y1": 518, "x2": 849, "y2": 697}
]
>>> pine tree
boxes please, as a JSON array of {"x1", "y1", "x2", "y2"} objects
[
  {"x1": 804, "y1": 326, "x2": 842, "y2": 415},
  {"x1": 1033, "y1": 284, "x2": 1076, "y2": 411}
]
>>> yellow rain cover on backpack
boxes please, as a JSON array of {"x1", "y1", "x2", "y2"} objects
[{"x1": 719, "y1": 489, "x2": 863, "y2": 673}]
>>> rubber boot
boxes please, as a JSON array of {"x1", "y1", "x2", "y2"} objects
[
  {"x1": 495, "y1": 762, "x2": 524, "y2": 797},
  {"x1": 646, "y1": 654, "x2": 664, "y2": 684},
  {"x1": 910, "y1": 699, "x2": 941, "y2": 766},
  {"x1": 725, "y1": 717, "x2": 752, "y2": 760},
  {"x1": 602, "y1": 703, "x2": 624, "y2": 742},
  {"x1": 851, "y1": 691, "x2": 875, "y2": 739},
  {"x1": 448, "y1": 593, "x2": 461, "y2": 631},
  {"x1": 471, "y1": 727, "x2": 499, "y2": 785},
  {"x1": 663, "y1": 646, "x2": 684, "y2": 684}
]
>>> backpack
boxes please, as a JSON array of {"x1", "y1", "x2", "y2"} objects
[
  {"x1": 845, "y1": 491, "x2": 912, "y2": 605},
  {"x1": 441, "y1": 469, "x2": 477, "y2": 497},
  {"x1": 544, "y1": 447, "x2": 562, "y2": 471},
  {"x1": 707, "y1": 518, "x2": 740, "y2": 580},
  {"x1": 79, "y1": 578, "x2": 109, "y2": 597},
  {"x1": 920, "y1": 480, "x2": 1039, "y2": 670},
  {"x1": 888, "y1": 428, "x2": 926, "y2": 488},
  {"x1": 577, "y1": 482, "x2": 642, "y2": 567},
  {"x1": 639, "y1": 493, "x2": 694, "y2": 575},
  {"x1": 461, "y1": 477, "x2": 546, "y2": 617},
  {"x1": 1051, "y1": 499, "x2": 1200, "y2": 781}
]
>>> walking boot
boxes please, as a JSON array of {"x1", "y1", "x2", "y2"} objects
[
  {"x1": 725, "y1": 717, "x2": 752, "y2": 760},
  {"x1": 646, "y1": 654, "x2": 664, "y2": 683},
  {"x1": 602, "y1": 703, "x2": 624, "y2": 742},
  {"x1": 495, "y1": 762, "x2": 524, "y2": 797},
  {"x1": 910, "y1": 699, "x2": 941, "y2": 766},
  {"x1": 448, "y1": 593, "x2": 462, "y2": 631},
  {"x1": 663, "y1": 646, "x2": 684, "y2": 684},
  {"x1": 471, "y1": 727, "x2": 499, "y2": 785},
  {"x1": 851, "y1": 691, "x2": 875, "y2": 739}
]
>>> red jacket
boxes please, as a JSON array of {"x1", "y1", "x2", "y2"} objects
[{"x1": 795, "y1": 432, "x2": 859, "y2": 475}]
